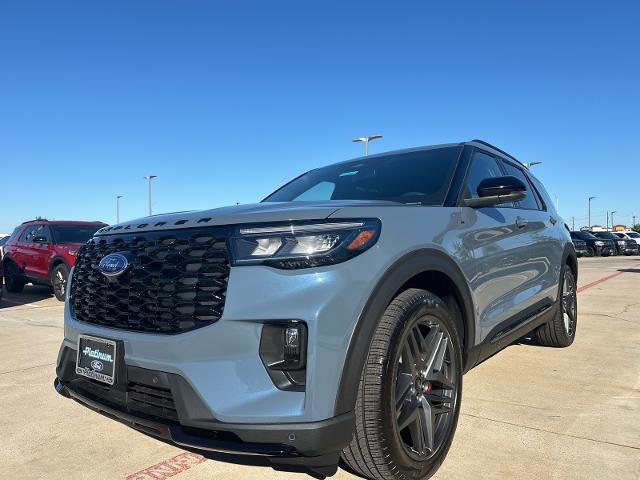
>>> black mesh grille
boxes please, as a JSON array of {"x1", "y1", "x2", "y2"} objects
[
  {"x1": 71, "y1": 228, "x2": 231, "y2": 334},
  {"x1": 71, "y1": 377, "x2": 179, "y2": 422}
]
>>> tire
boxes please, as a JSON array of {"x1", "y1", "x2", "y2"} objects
[
  {"x1": 535, "y1": 266, "x2": 577, "y2": 348},
  {"x1": 4, "y1": 262, "x2": 26, "y2": 293},
  {"x1": 341, "y1": 288, "x2": 463, "y2": 480},
  {"x1": 51, "y1": 263, "x2": 70, "y2": 302},
  {"x1": 586, "y1": 246, "x2": 595, "y2": 257}
]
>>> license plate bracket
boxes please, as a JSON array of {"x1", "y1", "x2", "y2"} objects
[{"x1": 76, "y1": 335, "x2": 123, "y2": 385}]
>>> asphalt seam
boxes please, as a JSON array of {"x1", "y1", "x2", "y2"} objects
[
  {"x1": 0, "y1": 362, "x2": 55, "y2": 376},
  {"x1": 461, "y1": 412, "x2": 640, "y2": 451}
]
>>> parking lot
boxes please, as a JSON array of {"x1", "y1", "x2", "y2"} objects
[{"x1": 1, "y1": 256, "x2": 638, "y2": 480}]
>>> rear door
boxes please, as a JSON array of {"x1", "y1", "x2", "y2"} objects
[{"x1": 459, "y1": 150, "x2": 549, "y2": 343}]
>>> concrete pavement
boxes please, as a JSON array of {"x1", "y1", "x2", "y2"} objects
[{"x1": 0, "y1": 256, "x2": 638, "y2": 479}]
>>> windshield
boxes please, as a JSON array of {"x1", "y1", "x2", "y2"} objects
[
  {"x1": 626, "y1": 232, "x2": 640, "y2": 238},
  {"x1": 263, "y1": 146, "x2": 461, "y2": 205},
  {"x1": 595, "y1": 232, "x2": 618, "y2": 239},
  {"x1": 51, "y1": 225, "x2": 102, "y2": 244},
  {"x1": 574, "y1": 231, "x2": 597, "y2": 240}
]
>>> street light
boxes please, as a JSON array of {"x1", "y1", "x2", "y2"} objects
[
  {"x1": 353, "y1": 134, "x2": 382, "y2": 156},
  {"x1": 611, "y1": 210, "x2": 617, "y2": 230},
  {"x1": 588, "y1": 196, "x2": 596, "y2": 228},
  {"x1": 144, "y1": 175, "x2": 157, "y2": 215},
  {"x1": 116, "y1": 195, "x2": 123, "y2": 223},
  {"x1": 524, "y1": 161, "x2": 542, "y2": 169}
]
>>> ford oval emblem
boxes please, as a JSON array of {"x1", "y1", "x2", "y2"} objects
[
  {"x1": 98, "y1": 253, "x2": 129, "y2": 277},
  {"x1": 91, "y1": 360, "x2": 104, "y2": 371}
]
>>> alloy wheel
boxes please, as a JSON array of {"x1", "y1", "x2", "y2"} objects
[
  {"x1": 562, "y1": 271, "x2": 577, "y2": 336},
  {"x1": 53, "y1": 269, "x2": 67, "y2": 298},
  {"x1": 393, "y1": 317, "x2": 458, "y2": 460}
]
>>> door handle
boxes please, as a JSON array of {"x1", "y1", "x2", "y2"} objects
[
  {"x1": 516, "y1": 217, "x2": 528, "y2": 229},
  {"x1": 549, "y1": 216, "x2": 558, "y2": 225}
]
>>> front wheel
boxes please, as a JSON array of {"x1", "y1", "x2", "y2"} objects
[
  {"x1": 586, "y1": 246, "x2": 595, "y2": 257},
  {"x1": 341, "y1": 289, "x2": 463, "y2": 480},
  {"x1": 51, "y1": 263, "x2": 70, "y2": 302},
  {"x1": 4, "y1": 262, "x2": 26, "y2": 293},
  {"x1": 535, "y1": 266, "x2": 577, "y2": 347}
]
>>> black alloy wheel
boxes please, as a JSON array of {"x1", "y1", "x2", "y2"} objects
[
  {"x1": 52, "y1": 263, "x2": 70, "y2": 302},
  {"x1": 394, "y1": 318, "x2": 458, "y2": 460}
]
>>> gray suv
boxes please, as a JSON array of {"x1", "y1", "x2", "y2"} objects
[{"x1": 54, "y1": 140, "x2": 577, "y2": 480}]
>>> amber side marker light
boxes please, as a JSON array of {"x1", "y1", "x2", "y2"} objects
[{"x1": 347, "y1": 229, "x2": 377, "y2": 251}]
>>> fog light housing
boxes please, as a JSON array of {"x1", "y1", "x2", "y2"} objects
[{"x1": 259, "y1": 322, "x2": 307, "y2": 391}]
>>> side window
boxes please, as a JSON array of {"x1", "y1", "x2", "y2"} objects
[
  {"x1": 293, "y1": 181, "x2": 336, "y2": 201},
  {"x1": 19, "y1": 224, "x2": 50, "y2": 243},
  {"x1": 463, "y1": 151, "x2": 504, "y2": 199},
  {"x1": 19, "y1": 226, "x2": 37, "y2": 242},
  {"x1": 501, "y1": 161, "x2": 541, "y2": 210}
]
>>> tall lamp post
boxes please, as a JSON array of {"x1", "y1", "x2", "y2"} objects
[
  {"x1": 144, "y1": 175, "x2": 157, "y2": 215},
  {"x1": 524, "y1": 161, "x2": 542, "y2": 169},
  {"x1": 611, "y1": 210, "x2": 617, "y2": 230},
  {"x1": 116, "y1": 195, "x2": 123, "y2": 223},
  {"x1": 353, "y1": 134, "x2": 383, "y2": 156},
  {"x1": 588, "y1": 196, "x2": 596, "y2": 228}
]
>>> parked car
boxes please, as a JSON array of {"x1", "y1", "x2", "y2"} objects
[
  {"x1": 571, "y1": 238, "x2": 588, "y2": 257},
  {"x1": 54, "y1": 140, "x2": 577, "y2": 480},
  {"x1": 3, "y1": 220, "x2": 107, "y2": 301},
  {"x1": 570, "y1": 231, "x2": 615, "y2": 256},
  {"x1": 613, "y1": 231, "x2": 640, "y2": 252},
  {"x1": 0, "y1": 255, "x2": 3, "y2": 303},
  {"x1": 593, "y1": 231, "x2": 637, "y2": 256},
  {"x1": 0, "y1": 235, "x2": 10, "y2": 257}
]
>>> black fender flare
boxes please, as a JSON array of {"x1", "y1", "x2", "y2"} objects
[
  {"x1": 562, "y1": 241, "x2": 578, "y2": 282},
  {"x1": 49, "y1": 256, "x2": 71, "y2": 278},
  {"x1": 334, "y1": 248, "x2": 476, "y2": 416}
]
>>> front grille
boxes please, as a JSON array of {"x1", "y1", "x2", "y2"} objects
[
  {"x1": 71, "y1": 228, "x2": 231, "y2": 334},
  {"x1": 71, "y1": 377, "x2": 178, "y2": 422}
]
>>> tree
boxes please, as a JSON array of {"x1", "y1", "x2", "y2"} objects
[{"x1": 632, "y1": 224, "x2": 640, "y2": 233}]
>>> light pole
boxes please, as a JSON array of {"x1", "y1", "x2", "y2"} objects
[
  {"x1": 524, "y1": 161, "x2": 542, "y2": 169},
  {"x1": 588, "y1": 196, "x2": 596, "y2": 228},
  {"x1": 353, "y1": 134, "x2": 382, "y2": 156},
  {"x1": 116, "y1": 195, "x2": 123, "y2": 223},
  {"x1": 611, "y1": 210, "x2": 617, "y2": 230},
  {"x1": 144, "y1": 175, "x2": 157, "y2": 215}
]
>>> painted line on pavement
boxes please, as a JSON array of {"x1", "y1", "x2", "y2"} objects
[
  {"x1": 125, "y1": 452, "x2": 207, "y2": 480},
  {"x1": 577, "y1": 263, "x2": 640, "y2": 294}
]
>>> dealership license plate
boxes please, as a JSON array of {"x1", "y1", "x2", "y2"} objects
[{"x1": 76, "y1": 335, "x2": 117, "y2": 385}]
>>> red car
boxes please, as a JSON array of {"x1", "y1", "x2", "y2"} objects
[{"x1": 3, "y1": 220, "x2": 106, "y2": 301}]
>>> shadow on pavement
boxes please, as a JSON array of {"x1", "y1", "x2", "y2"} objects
[
  {"x1": 617, "y1": 268, "x2": 640, "y2": 273},
  {"x1": 0, "y1": 284, "x2": 54, "y2": 308}
]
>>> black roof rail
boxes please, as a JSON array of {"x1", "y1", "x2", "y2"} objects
[
  {"x1": 470, "y1": 139, "x2": 521, "y2": 164},
  {"x1": 21, "y1": 218, "x2": 48, "y2": 225}
]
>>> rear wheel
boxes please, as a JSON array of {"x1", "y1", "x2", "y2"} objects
[
  {"x1": 4, "y1": 262, "x2": 26, "y2": 293},
  {"x1": 341, "y1": 289, "x2": 463, "y2": 480},
  {"x1": 51, "y1": 263, "x2": 70, "y2": 302},
  {"x1": 535, "y1": 266, "x2": 577, "y2": 347}
]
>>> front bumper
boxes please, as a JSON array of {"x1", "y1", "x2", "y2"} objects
[{"x1": 54, "y1": 346, "x2": 354, "y2": 460}]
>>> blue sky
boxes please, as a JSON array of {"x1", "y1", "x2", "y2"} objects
[{"x1": 1, "y1": 1, "x2": 639, "y2": 233}]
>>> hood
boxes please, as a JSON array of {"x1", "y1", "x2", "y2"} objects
[{"x1": 95, "y1": 200, "x2": 397, "y2": 236}]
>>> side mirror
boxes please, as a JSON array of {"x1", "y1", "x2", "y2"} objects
[
  {"x1": 463, "y1": 176, "x2": 527, "y2": 208},
  {"x1": 32, "y1": 236, "x2": 48, "y2": 244}
]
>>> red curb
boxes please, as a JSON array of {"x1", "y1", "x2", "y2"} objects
[{"x1": 125, "y1": 452, "x2": 207, "y2": 480}]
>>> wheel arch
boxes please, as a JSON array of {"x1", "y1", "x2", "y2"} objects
[
  {"x1": 334, "y1": 248, "x2": 476, "y2": 416},
  {"x1": 49, "y1": 257, "x2": 70, "y2": 277}
]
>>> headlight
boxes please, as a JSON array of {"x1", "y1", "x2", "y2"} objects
[
  {"x1": 594, "y1": 241, "x2": 604, "y2": 245},
  {"x1": 229, "y1": 219, "x2": 381, "y2": 269}
]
